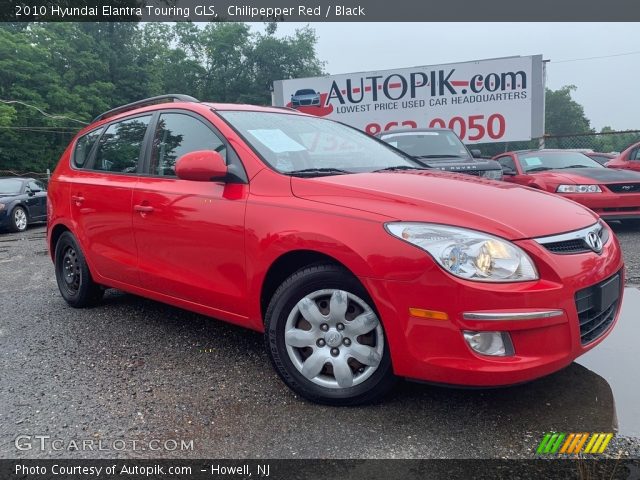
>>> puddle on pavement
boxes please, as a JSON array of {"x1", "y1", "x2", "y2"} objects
[{"x1": 576, "y1": 287, "x2": 640, "y2": 436}]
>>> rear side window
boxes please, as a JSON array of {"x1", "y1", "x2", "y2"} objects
[
  {"x1": 93, "y1": 116, "x2": 151, "y2": 173},
  {"x1": 73, "y1": 128, "x2": 103, "y2": 169},
  {"x1": 150, "y1": 113, "x2": 226, "y2": 177}
]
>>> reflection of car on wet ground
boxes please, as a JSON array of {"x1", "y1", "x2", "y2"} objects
[
  {"x1": 494, "y1": 150, "x2": 640, "y2": 224},
  {"x1": 290, "y1": 88, "x2": 321, "y2": 107},
  {"x1": 47, "y1": 95, "x2": 624, "y2": 405},
  {"x1": 0, "y1": 177, "x2": 48, "y2": 232},
  {"x1": 377, "y1": 128, "x2": 503, "y2": 180}
]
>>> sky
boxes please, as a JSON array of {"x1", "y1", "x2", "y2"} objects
[{"x1": 252, "y1": 22, "x2": 638, "y2": 132}]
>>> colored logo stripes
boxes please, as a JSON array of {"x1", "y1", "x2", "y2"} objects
[{"x1": 537, "y1": 433, "x2": 613, "y2": 454}]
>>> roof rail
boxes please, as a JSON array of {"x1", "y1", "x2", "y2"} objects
[{"x1": 92, "y1": 94, "x2": 199, "y2": 123}]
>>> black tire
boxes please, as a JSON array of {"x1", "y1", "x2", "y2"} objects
[
  {"x1": 265, "y1": 263, "x2": 396, "y2": 405},
  {"x1": 54, "y1": 231, "x2": 104, "y2": 308},
  {"x1": 9, "y1": 206, "x2": 28, "y2": 232}
]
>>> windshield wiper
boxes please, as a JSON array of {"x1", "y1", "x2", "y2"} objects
[
  {"x1": 557, "y1": 165, "x2": 592, "y2": 169},
  {"x1": 415, "y1": 154, "x2": 463, "y2": 159},
  {"x1": 373, "y1": 165, "x2": 429, "y2": 173},
  {"x1": 526, "y1": 166, "x2": 552, "y2": 172},
  {"x1": 287, "y1": 168, "x2": 351, "y2": 177}
]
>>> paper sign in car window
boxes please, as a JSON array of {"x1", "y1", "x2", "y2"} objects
[
  {"x1": 524, "y1": 157, "x2": 542, "y2": 166},
  {"x1": 248, "y1": 129, "x2": 306, "y2": 153}
]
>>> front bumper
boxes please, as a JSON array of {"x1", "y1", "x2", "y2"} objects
[
  {"x1": 559, "y1": 191, "x2": 640, "y2": 220},
  {"x1": 361, "y1": 230, "x2": 624, "y2": 386}
]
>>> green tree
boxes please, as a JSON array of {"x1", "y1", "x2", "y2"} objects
[
  {"x1": 544, "y1": 85, "x2": 591, "y2": 136},
  {"x1": 243, "y1": 23, "x2": 325, "y2": 104},
  {"x1": 0, "y1": 21, "x2": 326, "y2": 172}
]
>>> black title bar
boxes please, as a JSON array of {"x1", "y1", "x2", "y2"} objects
[
  {"x1": 2, "y1": 459, "x2": 640, "y2": 480},
  {"x1": 1, "y1": 0, "x2": 637, "y2": 22}
]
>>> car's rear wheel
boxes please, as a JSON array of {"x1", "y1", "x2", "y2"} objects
[
  {"x1": 54, "y1": 232, "x2": 104, "y2": 307},
  {"x1": 265, "y1": 263, "x2": 396, "y2": 405},
  {"x1": 10, "y1": 206, "x2": 28, "y2": 232}
]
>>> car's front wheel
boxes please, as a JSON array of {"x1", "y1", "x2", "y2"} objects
[
  {"x1": 265, "y1": 263, "x2": 395, "y2": 405},
  {"x1": 10, "y1": 206, "x2": 28, "y2": 232},
  {"x1": 54, "y1": 231, "x2": 104, "y2": 308}
]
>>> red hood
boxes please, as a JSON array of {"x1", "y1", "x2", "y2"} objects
[{"x1": 291, "y1": 170, "x2": 598, "y2": 240}]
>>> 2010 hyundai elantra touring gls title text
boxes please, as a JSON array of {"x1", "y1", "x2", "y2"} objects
[{"x1": 47, "y1": 95, "x2": 624, "y2": 405}]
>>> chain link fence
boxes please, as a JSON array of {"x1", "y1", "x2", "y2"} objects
[
  {"x1": 474, "y1": 130, "x2": 640, "y2": 158},
  {"x1": 0, "y1": 169, "x2": 51, "y2": 185}
]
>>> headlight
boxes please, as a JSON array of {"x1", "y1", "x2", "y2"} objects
[
  {"x1": 385, "y1": 223, "x2": 538, "y2": 282},
  {"x1": 481, "y1": 170, "x2": 503, "y2": 181},
  {"x1": 556, "y1": 184, "x2": 601, "y2": 193}
]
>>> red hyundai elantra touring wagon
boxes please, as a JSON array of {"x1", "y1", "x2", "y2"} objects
[{"x1": 47, "y1": 95, "x2": 624, "y2": 405}]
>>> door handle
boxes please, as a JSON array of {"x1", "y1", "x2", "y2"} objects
[
  {"x1": 71, "y1": 195, "x2": 84, "y2": 204},
  {"x1": 134, "y1": 205, "x2": 154, "y2": 213}
]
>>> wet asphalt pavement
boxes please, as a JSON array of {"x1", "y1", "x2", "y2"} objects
[{"x1": 0, "y1": 224, "x2": 639, "y2": 459}]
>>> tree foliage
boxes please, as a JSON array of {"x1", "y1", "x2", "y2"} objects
[
  {"x1": 0, "y1": 22, "x2": 324, "y2": 171},
  {"x1": 544, "y1": 85, "x2": 591, "y2": 136}
]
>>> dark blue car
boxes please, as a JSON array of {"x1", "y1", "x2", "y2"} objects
[
  {"x1": 0, "y1": 177, "x2": 47, "y2": 232},
  {"x1": 291, "y1": 89, "x2": 321, "y2": 107}
]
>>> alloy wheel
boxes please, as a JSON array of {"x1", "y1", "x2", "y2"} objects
[{"x1": 14, "y1": 208, "x2": 27, "y2": 231}]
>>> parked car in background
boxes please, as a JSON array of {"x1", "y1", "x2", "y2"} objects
[
  {"x1": 291, "y1": 89, "x2": 321, "y2": 107},
  {"x1": 47, "y1": 95, "x2": 623, "y2": 405},
  {"x1": 0, "y1": 177, "x2": 47, "y2": 232},
  {"x1": 494, "y1": 150, "x2": 640, "y2": 223},
  {"x1": 377, "y1": 128, "x2": 503, "y2": 180},
  {"x1": 584, "y1": 152, "x2": 616, "y2": 166},
  {"x1": 607, "y1": 141, "x2": 640, "y2": 172}
]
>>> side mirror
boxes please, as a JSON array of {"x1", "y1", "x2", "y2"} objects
[
  {"x1": 470, "y1": 149, "x2": 482, "y2": 158},
  {"x1": 176, "y1": 150, "x2": 227, "y2": 182},
  {"x1": 502, "y1": 167, "x2": 516, "y2": 176}
]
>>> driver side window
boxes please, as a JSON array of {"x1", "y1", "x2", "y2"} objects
[
  {"x1": 631, "y1": 148, "x2": 640, "y2": 161},
  {"x1": 27, "y1": 180, "x2": 45, "y2": 192},
  {"x1": 150, "y1": 113, "x2": 226, "y2": 177},
  {"x1": 496, "y1": 156, "x2": 517, "y2": 173}
]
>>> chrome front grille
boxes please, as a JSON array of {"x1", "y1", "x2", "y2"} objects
[
  {"x1": 535, "y1": 222, "x2": 609, "y2": 255},
  {"x1": 608, "y1": 183, "x2": 640, "y2": 194}
]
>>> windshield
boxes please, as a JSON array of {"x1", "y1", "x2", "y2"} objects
[
  {"x1": 219, "y1": 111, "x2": 421, "y2": 175},
  {"x1": 379, "y1": 130, "x2": 470, "y2": 159},
  {"x1": 519, "y1": 151, "x2": 603, "y2": 172},
  {"x1": 294, "y1": 89, "x2": 316, "y2": 96},
  {"x1": 0, "y1": 179, "x2": 22, "y2": 195}
]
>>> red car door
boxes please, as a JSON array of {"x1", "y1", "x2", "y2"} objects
[
  {"x1": 69, "y1": 115, "x2": 152, "y2": 286},
  {"x1": 610, "y1": 144, "x2": 640, "y2": 172},
  {"x1": 131, "y1": 111, "x2": 249, "y2": 318}
]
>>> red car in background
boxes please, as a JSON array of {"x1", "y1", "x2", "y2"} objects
[
  {"x1": 47, "y1": 97, "x2": 624, "y2": 405},
  {"x1": 608, "y1": 141, "x2": 640, "y2": 171},
  {"x1": 494, "y1": 150, "x2": 640, "y2": 224}
]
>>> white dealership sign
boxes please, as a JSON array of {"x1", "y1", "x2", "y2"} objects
[{"x1": 273, "y1": 55, "x2": 545, "y2": 144}]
